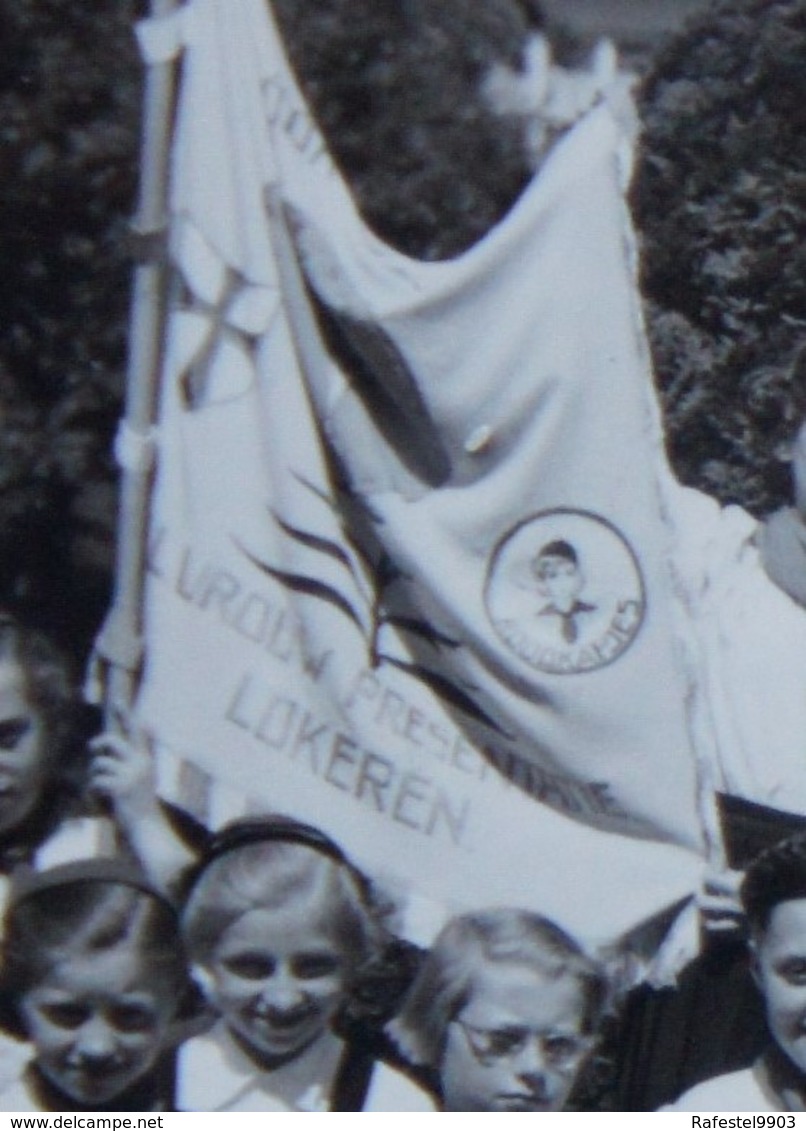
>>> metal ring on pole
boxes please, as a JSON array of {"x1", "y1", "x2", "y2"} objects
[
  {"x1": 135, "y1": 8, "x2": 186, "y2": 65},
  {"x1": 114, "y1": 420, "x2": 159, "y2": 476},
  {"x1": 128, "y1": 218, "x2": 169, "y2": 265}
]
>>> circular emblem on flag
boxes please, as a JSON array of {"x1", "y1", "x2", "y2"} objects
[{"x1": 484, "y1": 509, "x2": 645, "y2": 675}]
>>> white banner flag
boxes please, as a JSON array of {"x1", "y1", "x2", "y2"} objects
[{"x1": 136, "y1": 0, "x2": 706, "y2": 945}]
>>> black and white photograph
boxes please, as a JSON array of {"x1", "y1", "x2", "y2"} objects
[{"x1": 1, "y1": 0, "x2": 806, "y2": 1113}]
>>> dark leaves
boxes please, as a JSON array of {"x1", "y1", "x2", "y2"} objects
[
  {"x1": 380, "y1": 615, "x2": 460, "y2": 650},
  {"x1": 0, "y1": 0, "x2": 139, "y2": 654},
  {"x1": 272, "y1": 512, "x2": 357, "y2": 573},
  {"x1": 237, "y1": 542, "x2": 365, "y2": 632},
  {"x1": 636, "y1": 0, "x2": 806, "y2": 515},
  {"x1": 379, "y1": 655, "x2": 510, "y2": 736},
  {"x1": 270, "y1": 0, "x2": 534, "y2": 259}
]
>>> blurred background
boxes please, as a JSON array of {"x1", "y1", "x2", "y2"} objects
[{"x1": 540, "y1": 0, "x2": 714, "y2": 65}]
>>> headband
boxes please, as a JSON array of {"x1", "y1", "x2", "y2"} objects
[
  {"x1": 9, "y1": 857, "x2": 178, "y2": 916},
  {"x1": 191, "y1": 814, "x2": 371, "y2": 900}
]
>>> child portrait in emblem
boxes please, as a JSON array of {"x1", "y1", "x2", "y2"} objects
[
  {"x1": 531, "y1": 540, "x2": 597, "y2": 645},
  {"x1": 486, "y1": 509, "x2": 645, "y2": 676}
]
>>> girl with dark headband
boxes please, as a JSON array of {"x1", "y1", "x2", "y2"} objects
[
  {"x1": 0, "y1": 860, "x2": 189, "y2": 1111},
  {"x1": 177, "y1": 816, "x2": 435, "y2": 1111}
]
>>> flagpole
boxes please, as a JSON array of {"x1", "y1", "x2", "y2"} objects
[{"x1": 95, "y1": 0, "x2": 181, "y2": 727}]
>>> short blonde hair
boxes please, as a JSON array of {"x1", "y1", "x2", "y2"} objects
[
  {"x1": 182, "y1": 834, "x2": 384, "y2": 984},
  {"x1": 391, "y1": 908, "x2": 606, "y2": 1068}
]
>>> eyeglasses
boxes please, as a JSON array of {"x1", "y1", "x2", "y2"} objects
[{"x1": 453, "y1": 1019, "x2": 595, "y2": 1071}]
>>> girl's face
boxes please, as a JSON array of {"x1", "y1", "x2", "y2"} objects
[
  {"x1": 203, "y1": 901, "x2": 349, "y2": 1064},
  {"x1": 439, "y1": 962, "x2": 592, "y2": 1112},
  {"x1": 0, "y1": 660, "x2": 50, "y2": 837},
  {"x1": 19, "y1": 946, "x2": 174, "y2": 1105}
]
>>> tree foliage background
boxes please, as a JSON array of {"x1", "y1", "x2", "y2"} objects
[
  {"x1": 1, "y1": 0, "x2": 804, "y2": 658},
  {"x1": 0, "y1": 0, "x2": 140, "y2": 654},
  {"x1": 634, "y1": 0, "x2": 806, "y2": 516}
]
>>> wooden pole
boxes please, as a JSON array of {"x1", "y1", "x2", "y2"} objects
[{"x1": 96, "y1": 0, "x2": 181, "y2": 725}]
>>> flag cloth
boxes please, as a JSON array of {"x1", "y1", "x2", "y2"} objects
[{"x1": 135, "y1": 0, "x2": 707, "y2": 945}]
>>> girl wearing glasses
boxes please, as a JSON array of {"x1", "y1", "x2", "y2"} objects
[{"x1": 390, "y1": 908, "x2": 607, "y2": 1111}]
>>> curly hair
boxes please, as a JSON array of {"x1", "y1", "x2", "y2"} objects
[{"x1": 741, "y1": 832, "x2": 806, "y2": 935}]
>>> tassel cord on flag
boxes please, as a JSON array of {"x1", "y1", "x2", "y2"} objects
[{"x1": 94, "y1": 0, "x2": 183, "y2": 728}]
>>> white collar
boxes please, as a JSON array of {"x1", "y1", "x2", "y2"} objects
[{"x1": 178, "y1": 1021, "x2": 345, "y2": 1112}]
